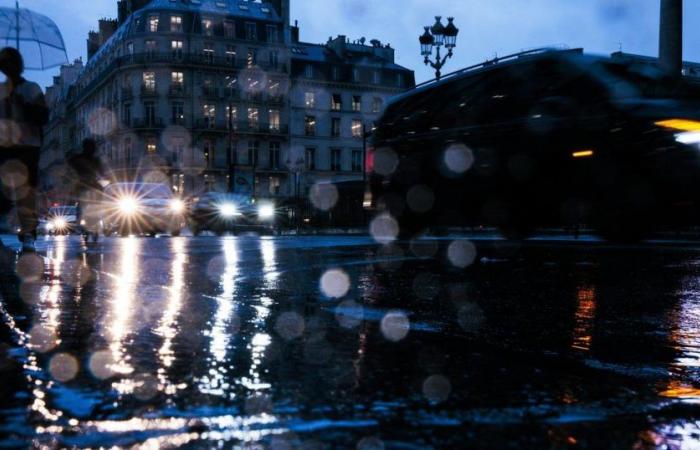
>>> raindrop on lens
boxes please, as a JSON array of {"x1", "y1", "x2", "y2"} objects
[
  {"x1": 447, "y1": 240, "x2": 477, "y2": 269},
  {"x1": 376, "y1": 244, "x2": 404, "y2": 271},
  {"x1": 16, "y1": 253, "x2": 43, "y2": 282},
  {"x1": 381, "y1": 311, "x2": 410, "y2": 342},
  {"x1": 0, "y1": 159, "x2": 28, "y2": 188},
  {"x1": 443, "y1": 144, "x2": 474, "y2": 174},
  {"x1": 422, "y1": 375, "x2": 452, "y2": 403},
  {"x1": 458, "y1": 302, "x2": 485, "y2": 333},
  {"x1": 49, "y1": 353, "x2": 79, "y2": 383},
  {"x1": 19, "y1": 281, "x2": 43, "y2": 304},
  {"x1": 373, "y1": 148, "x2": 399, "y2": 176},
  {"x1": 370, "y1": 214, "x2": 399, "y2": 244},
  {"x1": 335, "y1": 300, "x2": 364, "y2": 329},
  {"x1": 88, "y1": 350, "x2": 117, "y2": 380},
  {"x1": 309, "y1": 183, "x2": 339, "y2": 211},
  {"x1": 133, "y1": 373, "x2": 159, "y2": 401},
  {"x1": 320, "y1": 268, "x2": 350, "y2": 298},
  {"x1": 28, "y1": 325, "x2": 58, "y2": 353},
  {"x1": 275, "y1": 312, "x2": 305, "y2": 340},
  {"x1": 406, "y1": 185, "x2": 435, "y2": 213}
]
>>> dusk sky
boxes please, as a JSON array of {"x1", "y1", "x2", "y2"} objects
[{"x1": 1, "y1": 0, "x2": 699, "y2": 89}]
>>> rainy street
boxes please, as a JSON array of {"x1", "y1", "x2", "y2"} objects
[{"x1": 1, "y1": 234, "x2": 700, "y2": 448}]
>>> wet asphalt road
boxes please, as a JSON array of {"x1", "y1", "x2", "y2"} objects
[{"x1": 2, "y1": 234, "x2": 700, "y2": 448}]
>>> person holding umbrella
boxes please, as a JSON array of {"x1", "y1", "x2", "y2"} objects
[{"x1": 0, "y1": 47, "x2": 48, "y2": 252}]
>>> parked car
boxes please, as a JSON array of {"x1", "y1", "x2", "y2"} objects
[
  {"x1": 39, "y1": 205, "x2": 80, "y2": 235},
  {"x1": 189, "y1": 192, "x2": 279, "y2": 236},
  {"x1": 102, "y1": 182, "x2": 187, "y2": 237},
  {"x1": 367, "y1": 48, "x2": 700, "y2": 242}
]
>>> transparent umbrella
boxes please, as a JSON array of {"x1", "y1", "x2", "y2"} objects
[{"x1": 0, "y1": 1, "x2": 68, "y2": 70}]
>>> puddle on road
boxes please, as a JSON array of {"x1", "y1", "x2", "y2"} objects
[{"x1": 2, "y1": 237, "x2": 700, "y2": 447}]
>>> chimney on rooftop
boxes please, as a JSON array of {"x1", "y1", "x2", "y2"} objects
[{"x1": 659, "y1": 0, "x2": 683, "y2": 75}]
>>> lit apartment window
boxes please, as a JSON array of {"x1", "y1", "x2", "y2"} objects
[
  {"x1": 352, "y1": 119, "x2": 363, "y2": 138},
  {"x1": 226, "y1": 105, "x2": 237, "y2": 129},
  {"x1": 352, "y1": 95, "x2": 362, "y2": 112},
  {"x1": 304, "y1": 116, "x2": 316, "y2": 136},
  {"x1": 248, "y1": 107, "x2": 259, "y2": 129},
  {"x1": 269, "y1": 142, "x2": 280, "y2": 169},
  {"x1": 170, "y1": 15, "x2": 183, "y2": 32},
  {"x1": 331, "y1": 117, "x2": 341, "y2": 137},
  {"x1": 202, "y1": 18, "x2": 213, "y2": 36},
  {"x1": 305, "y1": 147, "x2": 316, "y2": 170},
  {"x1": 203, "y1": 104, "x2": 216, "y2": 128},
  {"x1": 225, "y1": 45, "x2": 236, "y2": 65},
  {"x1": 372, "y1": 97, "x2": 383, "y2": 113},
  {"x1": 224, "y1": 20, "x2": 235, "y2": 38},
  {"x1": 171, "y1": 71, "x2": 184, "y2": 88},
  {"x1": 245, "y1": 22, "x2": 257, "y2": 40},
  {"x1": 331, "y1": 94, "x2": 342, "y2": 111},
  {"x1": 267, "y1": 25, "x2": 278, "y2": 43},
  {"x1": 147, "y1": 137, "x2": 157, "y2": 154},
  {"x1": 304, "y1": 91, "x2": 315, "y2": 108},
  {"x1": 149, "y1": 14, "x2": 159, "y2": 32},
  {"x1": 203, "y1": 43, "x2": 214, "y2": 63},
  {"x1": 171, "y1": 40, "x2": 183, "y2": 59},
  {"x1": 172, "y1": 102, "x2": 184, "y2": 125},
  {"x1": 352, "y1": 150, "x2": 363, "y2": 172},
  {"x1": 331, "y1": 148, "x2": 342, "y2": 171},
  {"x1": 143, "y1": 72, "x2": 155, "y2": 90},
  {"x1": 268, "y1": 109, "x2": 280, "y2": 131}
]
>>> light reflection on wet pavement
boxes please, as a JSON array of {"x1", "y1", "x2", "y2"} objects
[{"x1": 3, "y1": 235, "x2": 700, "y2": 447}]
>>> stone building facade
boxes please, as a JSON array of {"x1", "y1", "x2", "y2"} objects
[{"x1": 41, "y1": 0, "x2": 414, "y2": 202}]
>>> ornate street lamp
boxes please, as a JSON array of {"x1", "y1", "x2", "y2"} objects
[{"x1": 420, "y1": 16, "x2": 459, "y2": 81}]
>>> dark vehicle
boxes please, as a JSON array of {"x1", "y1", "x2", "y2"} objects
[
  {"x1": 367, "y1": 48, "x2": 700, "y2": 241},
  {"x1": 189, "y1": 192, "x2": 279, "y2": 236}
]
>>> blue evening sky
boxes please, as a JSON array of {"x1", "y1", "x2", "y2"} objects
[{"x1": 1, "y1": 0, "x2": 698, "y2": 89}]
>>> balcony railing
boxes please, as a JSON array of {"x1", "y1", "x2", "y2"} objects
[
  {"x1": 140, "y1": 85, "x2": 158, "y2": 97},
  {"x1": 168, "y1": 85, "x2": 187, "y2": 96},
  {"x1": 132, "y1": 118, "x2": 164, "y2": 129},
  {"x1": 193, "y1": 120, "x2": 288, "y2": 134}
]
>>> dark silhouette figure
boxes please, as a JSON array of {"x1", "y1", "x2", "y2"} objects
[
  {"x1": 0, "y1": 48, "x2": 48, "y2": 252},
  {"x1": 68, "y1": 138, "x2": 107, "y2": 241}
]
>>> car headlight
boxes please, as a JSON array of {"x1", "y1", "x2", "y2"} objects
[
  {"x1": 258, "y1": 204, "x2": 275, "y2": 220},
  {"x1": 46, "y1": 222, "x2": 55, "y2": 231},
  {"x1": 170, "y1": 199, "x2": 185, "y2": 213},
  {"x1": 656, "y1": 119, "x2": 700, "y2": 145},
  {"x1": 218, "y1": 203, "x2": 240, "y2": 218},
  {"x1": 80, "y1": 219, "x2": 86, "y2": 226},
  {"x1": 118, "y1": 197, "x2": 139, "y2": 215},
  {"x1": 53, "y1": 218, "x2": 67, "y2": 229}
]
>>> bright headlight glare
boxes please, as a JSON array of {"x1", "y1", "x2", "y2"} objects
[
  {"x1": 46, "y1": 222, "x2": 55, "y2": 231},
  {"x1": 170, "y1": 199, "x2": 185, "y2": 213},
  {"x1": 258, "y1": 204, "x2": 275, "y2": 219},
  {"x1": 675, "y1": 131, "x2": 700, "y2": 145},
  {"x1": 219, "y1": 203, "x2": 240, "y2": 218},
  {"x1": 118, "y1": 197, "x2": 139, "y2": 215},
  {"x1": 53, "y1": 218, "x2": 67, "y2": 229}
]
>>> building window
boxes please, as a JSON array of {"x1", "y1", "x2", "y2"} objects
[
  {"x1": 203, "y1": 43, "x2": 214, "y2": 63},
  {"x1": 202, "y1": 18, "x2": 213, "y2": 36},
  {"x1": 305, "y1": 147, "x2": 316, "y2": 171},
  {"x1": 331, "y1": 117, "x2": 341, "y2": 137},
  {"x1": 170, "y1": 15, "x2": 183, "y2": 32},
  {"x1": 171, "y1": 71, "x2": 184, "y2": 89},
  {"x1": 171, "y1": 40, "x2": 183, "y2": 59},
  {"x1": 245, "y1": 22, "x2": 257, "y2": 40},
  {"x1": 332, "y1": 66, "x2": 340, "y2": 81},
  {"x1": 268, "y1": 81, "x2": 280, "y2": 97},
  {"x1": 331, "y1": 94, "x2": 342, "y2": 111},
  {"x1": 145, "y1": 39, "x2": 157, "y2": 58},
  {"x1": 122, "y1": 103, "x2": 131, "y2": 127},
  {"x1": 225, "y1": 45, "x2": 236, "y2": 65},
  {"x1": 143, "y1": 71, "x2": 155, "y2": 91},
  {"x1": 226, "y1": 105, "x2": 237, "y2": 129},
  {"x1": 149, "y1": 14, "x2": 159, "y2": 32},
  {"x1": 373, "y1": 70, "x2": 381, "y2": 84},
  {"x1": 352, "y1": 150, "x2": 363, "y2": 172},
  {"x1": 144, "y1": 101, "x2": 156, "y2": 125},
  {"x1": 305, "y1": 64, "x2": 314, "y2": 78},
  {"x1": 304, "y1": 91, "x2": 315, "y2": 108},
  {"x1": 305, "y1": 116, "x2": 316, "y2": 136},
  {"x1": 269, "y1": 142, "x2": 280, "y2": 169},
  {"x1": 331, "y1": 148, "x2": 342, "y2": 171},
  {"x1": 352, "y1": 119, "x2": 363, "y2": 138},
  {"x1": 353, "y1": 68, "x2": 360, "y2": 82},
  {"x1": 269, "y1": 176, "x2": 281, "y2": 195},
  {"x1": 268, "y1": 109, "x2": 280, "y2": 131},
  {"x1": 203, "y1": 78, "x2": 215, "y2": 96},
  {"x1": 124, "y1": 137, "x2": 133, "y2": 163},
  {"x1": 372, "y1": 97, "x2": 383, "y2": 113},
  {"x1": 172, "y1": 137, "x2": 185, "y2": 164},
  {"x1": 172, "y1": 101, "x2": 184, "y2": 125},
  {"x1": 352, "y1": 95, "x2": 362, "y2": 112},
  {"x1": 397, "y1": 73, "x2": 404, "y2": 87},
  {"x1": 203, "y1": 140, "x2": 213, "y2": 167},
  {"x1": 247, "y1": 141, "x2": 259, "y2": 166},
  {"x1": 248, "y1": 107, "x2": 259, "y2": 130},
  {"x1": 126, "y1": 41, "x2": 134, "y2": 56},
  {"x1": 267, "y1": 25, "x2": 279, "y2": 43},
  {"x1": 224, "y1": 20, "x2": 235, "y2": 38},
  {"x1": 269, "y1": 50, "x2": 279, "y2": 68},
  {"x1": 247, "y1": 49, "x2": 257, "y2": 67},
  {"x1": 147, "y1": 137, "x2": 157, "y2": 154},
  {"x1": 203, "y1": 104, "x2": 216, "y2": 128}
]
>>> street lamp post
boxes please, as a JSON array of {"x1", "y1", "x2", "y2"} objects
[{"x1": 420, "y1": 16, "x2": 459, "y2": 81}]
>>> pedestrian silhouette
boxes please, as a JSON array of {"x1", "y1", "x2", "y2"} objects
[
  {"x1": 68, "y1": 138, "x2": 107, "y2": 242},
  {"x1": 0, "y1": 47, "x2": 48, "y2": 252}
]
